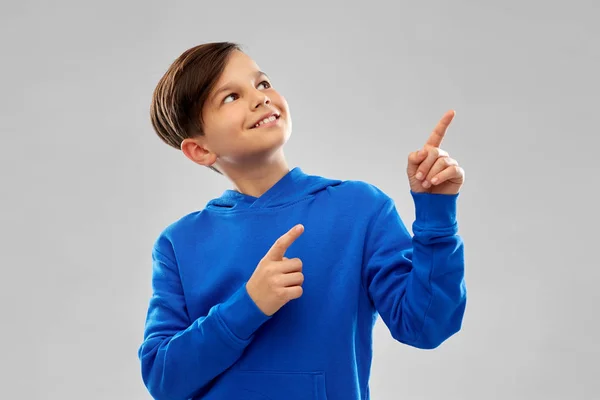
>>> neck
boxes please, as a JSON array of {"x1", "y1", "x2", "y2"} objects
[{"x1": 220, "y1": 152, "x2": 290, "y2": 198}]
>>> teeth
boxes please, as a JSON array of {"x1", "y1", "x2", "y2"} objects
[{"x1": 255, "y1": 115, "x2": 277, "y2": 128}]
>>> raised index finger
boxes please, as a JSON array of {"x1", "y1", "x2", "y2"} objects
[
  {"x1": 264, "y1": 224, "x2": 304, "y2": 261},
  {"x1": 425, "y1": 110, "x2": 455, "y2": 148}
]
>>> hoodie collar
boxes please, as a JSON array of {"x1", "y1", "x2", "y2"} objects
[{"x1": 206, "y1": 167, "x2": 340, "y2": 211}]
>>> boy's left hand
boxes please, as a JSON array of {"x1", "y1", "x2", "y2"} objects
[{"x1": 407, "y1": 110, "x2": 465, "y2": 195}]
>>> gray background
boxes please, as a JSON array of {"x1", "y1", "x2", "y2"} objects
[{"x1": 1, "y1": 0, "x2": 599, "y2": 399}]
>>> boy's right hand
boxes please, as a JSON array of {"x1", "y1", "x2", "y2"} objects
[{"x1": 246, "y1": 224, "x2": 305, "y2": 316}]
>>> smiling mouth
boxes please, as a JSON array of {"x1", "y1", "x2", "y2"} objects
[{"x1": 251, "y1": 114, "x2": 281, "y2": 129}]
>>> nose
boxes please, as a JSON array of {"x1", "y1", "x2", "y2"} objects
[{"x1": 253, "y1": 91, "x2": 271, "y2": 109}]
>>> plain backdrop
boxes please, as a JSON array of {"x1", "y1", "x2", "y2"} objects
[{"x1": 1, "y1": 1, "x2": 599, "y2": 399}]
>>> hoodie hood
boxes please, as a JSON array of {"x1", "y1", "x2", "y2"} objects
[{"x1": 206, "y1": 167, "x2": 342, "y2": 211}]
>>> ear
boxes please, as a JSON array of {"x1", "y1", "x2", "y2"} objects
[{"x1": 181, "y1": 138, "x2": 218, "y2": 167}]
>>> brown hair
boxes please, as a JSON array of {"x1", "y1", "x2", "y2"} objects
[{"x1": 150, "y1": 41, "x2": 243, "y2": 174}]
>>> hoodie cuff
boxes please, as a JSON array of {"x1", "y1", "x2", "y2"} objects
[
  {"x1": 410, "y1": 191, "x2": 459, "y2": 229},
  {"x1": 216, "y1": 283, "x2": 271, "y2": 342}
]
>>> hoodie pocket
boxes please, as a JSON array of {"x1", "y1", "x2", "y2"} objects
[{"x1": 205, "y1": 370, "x2": 328, "y2": 400}]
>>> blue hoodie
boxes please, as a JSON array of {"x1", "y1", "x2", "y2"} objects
[{"x1": 138, "y1": 167, "x2": 467, "y2": 400}]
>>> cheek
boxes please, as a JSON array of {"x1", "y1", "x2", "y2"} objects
[
  {"x1": 220, "y1": 107, "x2": 246, "y2": 129},
  {"x1": 275, "y1": 93, "x2": 290, "y2": 112}
]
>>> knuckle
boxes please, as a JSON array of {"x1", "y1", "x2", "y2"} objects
[
  {"x1": 286, "y1": 258, "x2": 301, "y2": 270},
  {"x1": 276, "y1": 288, "x2": 288, "y2": 300},
  {"x1": 294, "y1": 286, "x2": 303, "y2": 298}
]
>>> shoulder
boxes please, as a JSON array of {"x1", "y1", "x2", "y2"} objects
[
  {"x1": 325, "y1": 176, "x2": 393, "y2": 206},
  {"x1": 295, "y1": 167, "x2": 393, "y2": 207},
  {"x1": 304, "y1": 171, "x2": 396, "y2": 223},
  {"x1": 151, "y1": 209, "x2": 206, "y2": 257}
]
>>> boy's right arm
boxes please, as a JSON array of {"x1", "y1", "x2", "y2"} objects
[
  {"x1": 138, "y1": 224, "x2": 305, "y2": 400},
  {"x1": 138, "y1": 246, "x2": 269, "y2": 400}
]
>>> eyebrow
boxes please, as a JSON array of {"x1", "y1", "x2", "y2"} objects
[{"x1": 212, "y1": 70, "x2": 269, "y2": 102}]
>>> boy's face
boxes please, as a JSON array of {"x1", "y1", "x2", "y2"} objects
[{"x1": 193, "y1": 50, "x2": 292, "y2": 169}]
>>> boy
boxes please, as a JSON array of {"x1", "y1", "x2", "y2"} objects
[{"x1": 138, "y1": 42, "x2": 467, "y2": 400}]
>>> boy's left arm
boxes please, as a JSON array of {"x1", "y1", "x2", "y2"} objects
[
  {"x1": 362, "y1": 191, "x2": 466, "y2": 349},
  {"x1": 362, "y1": 109, "x2": 467, "y2": 349}
]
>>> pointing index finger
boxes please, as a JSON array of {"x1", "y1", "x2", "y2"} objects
[
  {"x1": 265, "y1": 224, "x2": 304, "y2": 261},
  {"x1": 425, "y1": 110, "x2": 455, "y2": 148}
]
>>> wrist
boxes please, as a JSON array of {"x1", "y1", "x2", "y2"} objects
[{"x1": 411, "y1": 190, "x2": 458, "y2": 229}]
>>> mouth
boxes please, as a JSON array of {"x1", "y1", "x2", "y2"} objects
[{"x1": 250, "y1": 112, "x2": 281, "y2": 129}]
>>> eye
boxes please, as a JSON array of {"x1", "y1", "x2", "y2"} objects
[
  {"x1": 257, "y1": 80, "x2": 271, "y2": 90},
  {"x1": 223, "y1": 93, "x2": 238, "y2": 104},
  {"x1": 222, "y1": 81, "x2": 272, "y2": 104}
]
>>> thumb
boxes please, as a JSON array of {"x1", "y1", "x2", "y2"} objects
[{"x1": 407, "y1": 148, "x2": 427, "y2": 177}]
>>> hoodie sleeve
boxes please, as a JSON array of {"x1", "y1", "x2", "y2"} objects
[
  {"x1": 362, "y1": 191, "x2": 467, "y2": 349},
  {"x1": 138, "y1": 243, "x2": 271, "y2": 400}
]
